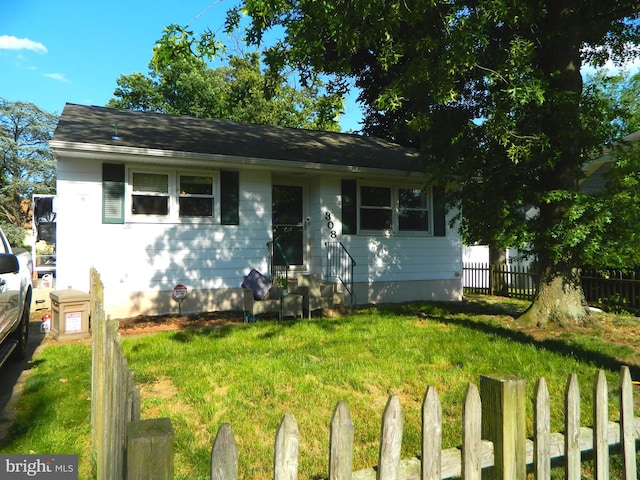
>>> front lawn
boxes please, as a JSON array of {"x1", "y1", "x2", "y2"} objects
[{"x1": 2, "y1": 295, "x2": 639, "y2": 479}]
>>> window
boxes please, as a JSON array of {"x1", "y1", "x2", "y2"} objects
[
  {"x1": 131, "y1": 172, "x2": 169, "y2": 216},
  {"x1": 103, "y1": 164, "x2": 239, "y2": 225},
  {"x1": 179, "y1": 175, "x2": 214, "y2": 217},
  {"x1": 398, "y1": 188, "x2": 428, "y2": 232},
  {"x1": 342, "y1": 179, "x2": 445, "y2": 236},
  {"x1": 360, "y1": 186, "x2": 392, "y2": 230},
  {"x1": 358, "y1": 184, "x2": 432, "y2": 234}
]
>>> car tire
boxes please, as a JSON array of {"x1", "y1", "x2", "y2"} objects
[{"x1": 10, "y1": 302, "x2": 30, "y2": 361}]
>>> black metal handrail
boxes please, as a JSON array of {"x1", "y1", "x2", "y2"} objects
[{"x1": 325, "y1": 241, "x2": 356, "y2": 305}]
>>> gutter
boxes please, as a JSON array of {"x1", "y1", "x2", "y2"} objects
[{"x1": 49, "y1": 140, "x2": 428, "y2": 179}]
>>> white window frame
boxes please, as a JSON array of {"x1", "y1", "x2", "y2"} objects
[
  {"x1": 130, "y1": 171, "x2": 170, "y2": 218},
  {"x1": 397, "y1": 187, "x2": 430, "y2": 234},
  {"x1": 358, "y1": 183, "x2": 432, "y2": 236},
  {"x1": 178, "y1": 174, "x2": 216, "y2": 219},
  {"x1": 358, "y1": 184, "x2": 393, "y2": 233},
  {"x1": 126, "y1": 167, "x2": 220, "y2": 223}
]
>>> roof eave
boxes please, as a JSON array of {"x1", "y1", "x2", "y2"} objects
[{"x1": 50, "y1": 141, "x2": 427, "y2": 178}]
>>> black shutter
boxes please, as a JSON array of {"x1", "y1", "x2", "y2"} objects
[
  {"x1": 341, "y1": 179, "x2": 357, "y2": 235},
  {"x1": 102, "y1": 163, "x2": 125, "y2": 224},
  {"x1": 433, "y1": 186, "x2": 447, "y2": 236},
  {"x1": 220, "y1": 170, "x2": 239, "y2": 225}
]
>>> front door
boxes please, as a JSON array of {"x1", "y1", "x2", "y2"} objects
[{"x1": 272, "y1": 185, "x2": 304, "y2": 266}]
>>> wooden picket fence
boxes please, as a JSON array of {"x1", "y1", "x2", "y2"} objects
[
  {"x1": 92, "y1": 268, "x2": 131, "y2": 479},
  {"x1": 208, "y1": 370, "x2": 640, "y2": 480},
  {"x1": 90, "y1": 269, "x2": 640, "y2": 479}
]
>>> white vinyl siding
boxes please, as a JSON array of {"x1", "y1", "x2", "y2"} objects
[{"x1": 56, "y1": 158, "x2": 462, "y2": 318}]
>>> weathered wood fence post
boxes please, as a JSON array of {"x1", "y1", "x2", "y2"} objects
[
  {"x1": 329, "y1": 401, "x2": 354, "y2": 480},
  {"x1": 620, "y1": 366, "x2": 638, "y2": 480},
  {"x1": 127, "y1": 418, "x2": 174, "y2": 480},
  {"x1": 211, "y1": 423, "x2": 238, "y2": 480},
  {"x1": 422, "y1": 386, "x2": 442, "y2": 480},
  {"x1": 462, "y1": 383, "x2": 481, "y2": 480},
  {"x1": 479, "y1": 374, "x2": 526, "y2": 480},
  {"x1": 594, "y1": 370, "x2": 609, "y2": 480},
  {"x1": 378, "y1": 395, "x2": 403, "y2": 480},
  {"x1": 274, "y1": 413, "x2": 299, "y2": 480},
  {"x1": 533, "y1": 378, "x2": 551, "y2": 478},
  {"x1": 565, "y1": 373, "x2": 581, "y2": 480}
]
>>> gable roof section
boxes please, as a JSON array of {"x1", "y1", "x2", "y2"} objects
[{"x1": 51, "y1": 103, "x2": 425, "y2": 175}]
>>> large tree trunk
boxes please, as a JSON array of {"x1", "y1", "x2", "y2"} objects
[
  {"x1": 517, "y1": 1, "x2": 593, "y2": 327},
  {"x1": 518, "y1": 263, "x2": 592, "y2": 327},
  {"x1": 489, "y1": 244, "x2": 508, "y2": 296}
]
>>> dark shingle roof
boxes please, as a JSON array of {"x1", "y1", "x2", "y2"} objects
[{"x1": 52, "y1": 103, "x2": 424, "y2": 173}]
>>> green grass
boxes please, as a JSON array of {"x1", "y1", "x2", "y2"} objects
[
  {"x1": 2, "y1": 297, "x2": 639, "y2": 479},
  {"x1": 0, "y1": 343, "x2": 93, "y2": 478}
]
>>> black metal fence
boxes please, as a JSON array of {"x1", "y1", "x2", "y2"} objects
[
  {"x1": 463, "y1": 263, "x2": 537, "y2": 300},
  {"x1": 463, "y1": 263, "x2": 640, "y2": 312},
  {"x1": 581, "y1": 269, "x2": 640, "y2": 312}
]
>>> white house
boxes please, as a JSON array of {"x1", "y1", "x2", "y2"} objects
[{"x1": 50, "y1": 103, "x2": 463, "y2": 318}]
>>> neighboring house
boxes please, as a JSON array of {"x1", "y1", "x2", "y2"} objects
[
  {"x1": 50, "y1": 103, "x2": 463, "y2": 318},
  {"x1": 462, "y1": 130, "x2": 640, "y2": 285},
  {"x1": 580, "y1": 130, "x2": 640, "y2": 194}
]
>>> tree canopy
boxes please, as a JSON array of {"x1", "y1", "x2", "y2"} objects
[
  {"x1": 210, "y1": 0, "x2": 640, "y2": 326},
  {"x1": 108, "y1": 25, "x2": 343, "y2": 131},
  {"x1": 0, "y1": 99, "x2": 57, "y2": 247}
]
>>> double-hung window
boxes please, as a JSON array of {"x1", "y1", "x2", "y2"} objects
[
  {"x1": 360, "y1": 186, "x2": 392, "y2": 230},
  {"x1": 179, "y1": 175, "x2": 214, "y2": 217},
  {"x1": 341, "y1": 179, "x2": 445, "y2": 236},
  {"x1": 103, "y1": 163, "x2": 239, "y2": 225},
  {"x1": 131, "y1": 172, "x2": 170, "y2": 216},
  {"x1": 128, "y1": 169, "x2": 217, "y2": 222},
  {"x1": 398, "y1": 188, "x2": 429, "y2": 232},
  {"x1": 358, "y1": 184, "x2": 430, "y2": 234}
]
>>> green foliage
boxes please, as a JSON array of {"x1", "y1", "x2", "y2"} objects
[
  {"x1": 224, "y1": 1, "x2": 640, "y2": 276},
  {"x1": 580, "y1": 142, "x2": 640, "y2": 269},
  {"x1": 1, "y1": 222, "x2": 28, "y2": 249},
  {"x1": 108, "y1": 25, "x2": 343, "y2": 131},
  {"x1": 0, "y1": 99, "x2": 57, "y2": 231}
]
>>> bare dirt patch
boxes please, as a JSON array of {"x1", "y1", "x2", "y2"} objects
[{"x1": 409, "y1": 295, "x2": 640, "y2": 369}]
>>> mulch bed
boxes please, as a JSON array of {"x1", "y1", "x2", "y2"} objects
[
  {"x1": 118, "y1": 310, "x2": 244, "y2": 336},
  {"x1": 112, "y1": 300, "x2": 640, "y2": 369}
]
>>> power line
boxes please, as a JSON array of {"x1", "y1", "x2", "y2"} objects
[{"x1": 186, "y1": 0, "x2": 224, "y2": 28}]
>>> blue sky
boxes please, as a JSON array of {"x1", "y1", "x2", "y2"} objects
[
  {"x1": 0, "y1": 0, "x2": 364, "y2": 131},
  {"x1": 2, "y1": 1, "x2": 638, "y2": 133}
]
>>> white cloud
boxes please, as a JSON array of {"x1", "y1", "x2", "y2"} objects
[
  {"x1": 44, "y1": 73, "x2": 70, "y2": 83},
  {"x1": 0, "y1": 35, "x2": 47, "y2": 54}
]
